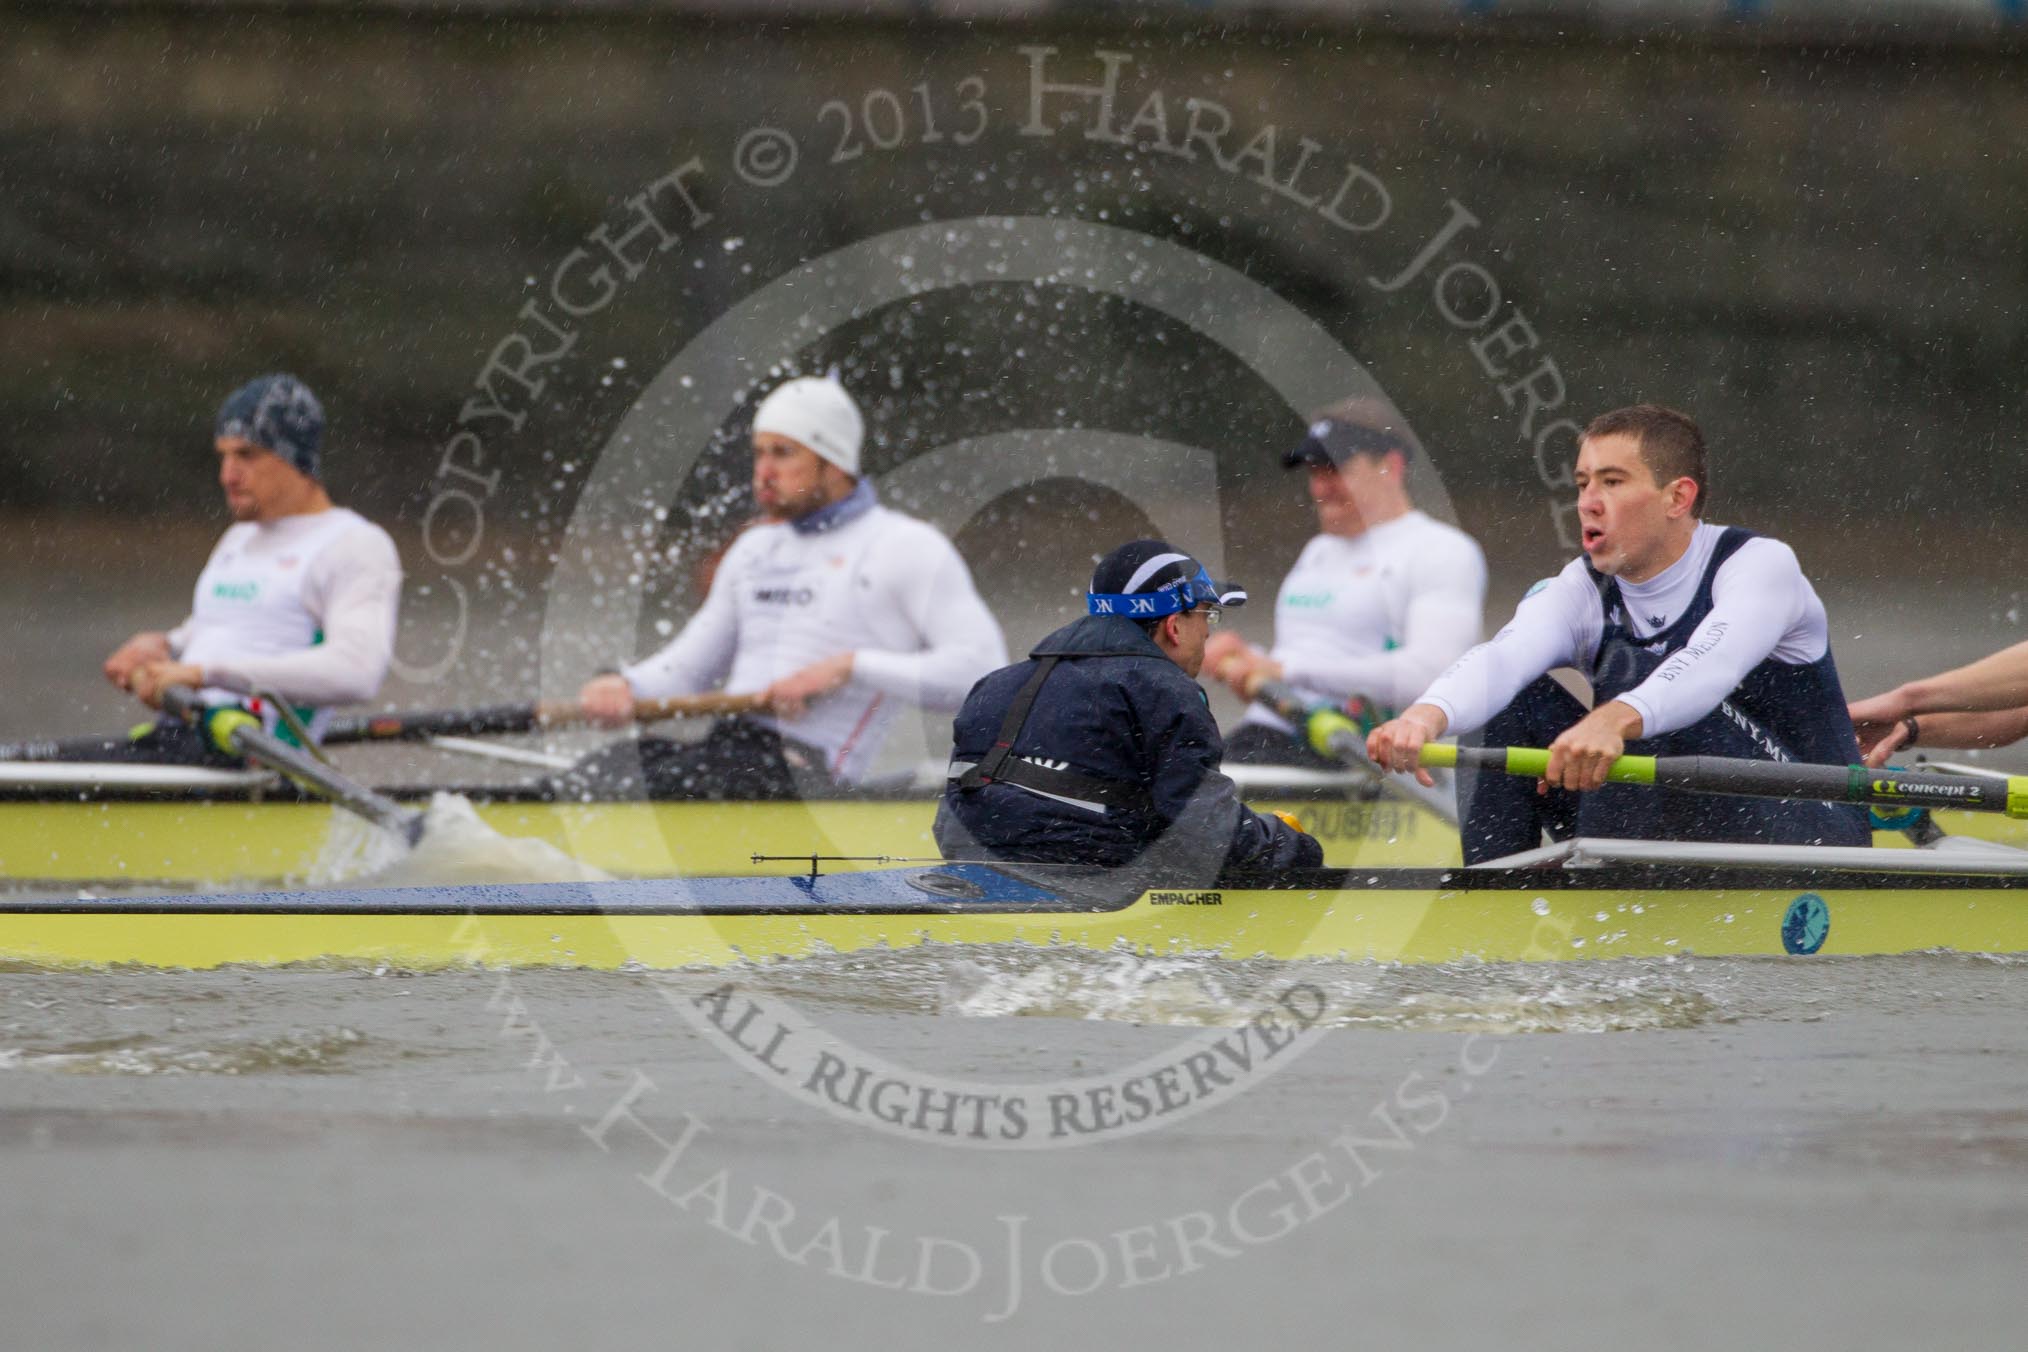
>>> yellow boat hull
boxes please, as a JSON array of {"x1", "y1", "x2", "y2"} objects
[
  {"x1": 5, "y1": 866, "x2": 2025, "y2": 969},
  {"x1": 0, "y1": 792, "x2": 1459, "y2": 885}
]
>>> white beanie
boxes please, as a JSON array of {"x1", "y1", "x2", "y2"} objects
[{"x1": 752, "y1": 375, "x2": 864, "y2": 475}]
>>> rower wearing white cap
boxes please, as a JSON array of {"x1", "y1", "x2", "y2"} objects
[
  {"x1": 91, "y1": 374, "x2": 402, "y2": 764},
  {"x1": 571, "y1": 374, "x2": 1007, "y2": 798}
]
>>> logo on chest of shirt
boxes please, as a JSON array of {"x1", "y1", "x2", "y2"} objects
[
  {"x1": 1283, "y1": 591, "x2": 1335, "y2": 608},
  {"x1": 753, "y1": 586, "x2": 817, "y2": 606},
  {"x1": 211, "y1": 580, "x2": 260, "y2": 602}
]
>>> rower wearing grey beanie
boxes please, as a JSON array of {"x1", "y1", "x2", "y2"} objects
[
  {"x1": 96, "y1": 375, "x2": 402, "y2": 764},
  {"x1": 569, "y1": 373, "x2": 1007, "y2": 799}
]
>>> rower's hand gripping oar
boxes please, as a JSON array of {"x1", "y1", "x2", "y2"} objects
[
  {"x1": 160, "y1": 687, "x2": 427, "y2": 846},
  {"x1": 1419, "y1": 742, "x2": 2028, "y2": 820},
  {"x1": 317, "y1": 691, "x2": 767, "y2": 745},
  {"x1": 1250, "y1": 679, "x2": 1461, "y2": 826}
]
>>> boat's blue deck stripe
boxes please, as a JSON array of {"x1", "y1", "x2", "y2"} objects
[{"x1": 8, "y1": 863, "x2": 2028, "y2": 916}]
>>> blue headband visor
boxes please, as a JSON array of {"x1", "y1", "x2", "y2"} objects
[{"x1": 1088, "y1": 565, "x2": 1247, "y2": 618}]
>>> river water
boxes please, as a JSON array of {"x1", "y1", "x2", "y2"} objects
[
  {"x1": 2, "y1": 952, "x2": 2026, "y2": 1347},
  {"x1": 3, "y1": 519, "x2": 2027, "y2": 1347}
]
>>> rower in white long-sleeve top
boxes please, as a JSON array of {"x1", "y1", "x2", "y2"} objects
[
  {"x1": 1366, "y1": 403, "x2": 1871, "y2": 861},
  {"x1": 95, "y1": 374, "x2": 402, "y2": 765},
  {"x1": 568, "y1": 374, "x2": 1007, "y2": 799},
  {"x1": 1206, "y1": 397, "x2": 1485, "y2": 766}
]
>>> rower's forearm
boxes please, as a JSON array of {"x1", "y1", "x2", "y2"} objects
[
  {"x1": 1905, "y1": 706, "x2": 2028, "y2": 751},
  {"x1": 622, "y1": 629, "x2": 735, "y2": 702},
  {"x1": 1905, "y1": 642, "x2": 2028, "y2": 714},
  {"x1": 207, "y1": 634, "x2": 393, "y2": 706},
  {"x1": 854, "y1": 640, "x2": 1006, "y2": 711},
  {"x1": 1594, "y1": 698, "x2": 1646, "y2": 741},
  {"x1": 1285, "y1": 645, "x2": 1449, "y2": 712}
]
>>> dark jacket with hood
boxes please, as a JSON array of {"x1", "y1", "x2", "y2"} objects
[{"x1": 934, "y1": 614, "x2": 1323, "y2": 876}]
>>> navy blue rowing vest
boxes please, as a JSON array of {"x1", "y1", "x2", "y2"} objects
[{"x1": 1578, "y1": 527, "x2": 1871, "y2": 846}]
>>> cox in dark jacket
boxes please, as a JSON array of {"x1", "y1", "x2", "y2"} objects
[{"x1": 935, "y1": 610, "x2": 1323, "y2": 879}]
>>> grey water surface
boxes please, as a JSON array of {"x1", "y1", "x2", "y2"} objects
[{"x1": 2, "y1": 951, "x2": 2026, "y2": 1349}]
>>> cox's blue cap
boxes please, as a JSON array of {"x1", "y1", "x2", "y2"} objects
[
  {"x1": 1088, "y1": 539, "x2": 1246, "y2": 619},
  {"x1": 216, "y1": 374, "x2": 325, "y2": 479}
]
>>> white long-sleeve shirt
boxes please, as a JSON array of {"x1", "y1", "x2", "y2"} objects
[
  {"x1": 623, "y1": 502, "x2": 1007, "y2": 783},
  {"x1": 171, "y1": 508, "x2": 402, "y2": 707},
  {"x1": 1421, "y1": 522, "x2": 1831, "y2": 739},
  {"x1": 1242, "y1": 510, "x2": 1486, "y2": 735}
]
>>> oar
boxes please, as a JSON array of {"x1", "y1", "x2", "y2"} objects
[
  {"x1": 160, "y1": 687, "x2": 426, "y2": 845},
  {"x1": 1249, "y1": 680, "x2": 1460, "y2": 825},
  {"x1": 1418, "y1": 743, "x2": 2028, "y2": 820},
  {"x1": 317, "y1": 692, "x2": 765, "y2": 745},
  {"x1": 0, "y1": 732, "x2": 148, "y2": 764}
]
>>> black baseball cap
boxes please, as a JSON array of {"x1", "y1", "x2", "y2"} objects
[{"x1": 1283, "y1": 415, "x2": 1412, "y2": 470}]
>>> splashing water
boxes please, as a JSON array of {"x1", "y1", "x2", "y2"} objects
[
  {"x1": 0, "y1": 1026, "x2": 370, "y2": 1076},
  {"x1": 710, "y1": 941, "x2": 1724, "y2": 1034},
  {"x1": 309, "y1": 793, "x2": 611, "y2": 888}
]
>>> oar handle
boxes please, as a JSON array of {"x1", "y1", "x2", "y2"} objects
[
  {"x1": 1419, "y1": 743, "x2": 1658, "y2": 786},
  {"x1": 1418, "y1": 742, "x2": 2028, "y2": 819},
  {"x1": 1246, "y1": 679, "x2": 1460, "y2": 827},
  {"x1": 158, "y1": 685, "x2": 207, "y2": 726},
  {"x1": 160, "y1": 687, "x2": 426, "y2": 844}
]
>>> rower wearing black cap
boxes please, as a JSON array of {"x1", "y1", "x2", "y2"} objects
[
  {"x1": 935, "y1": 539, "x2": 1323, "y2": 878},
  {"x1": 1206, "y1": 396, "x2": 1486, "y2": 767}
]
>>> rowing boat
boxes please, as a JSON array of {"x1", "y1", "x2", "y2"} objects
[
  {"x1": 7, "y1": 833, "x2": 2028, "y2": 969},
  {"x1": 8, "y1": 757, "x2": 2027, "y2": 890},
  {"x1": 12, "y1": 714, "x2": 2028, "y2": 971},
  {"x1": 0, "y1": 762, "x2": 1462, "y2": 887}
]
